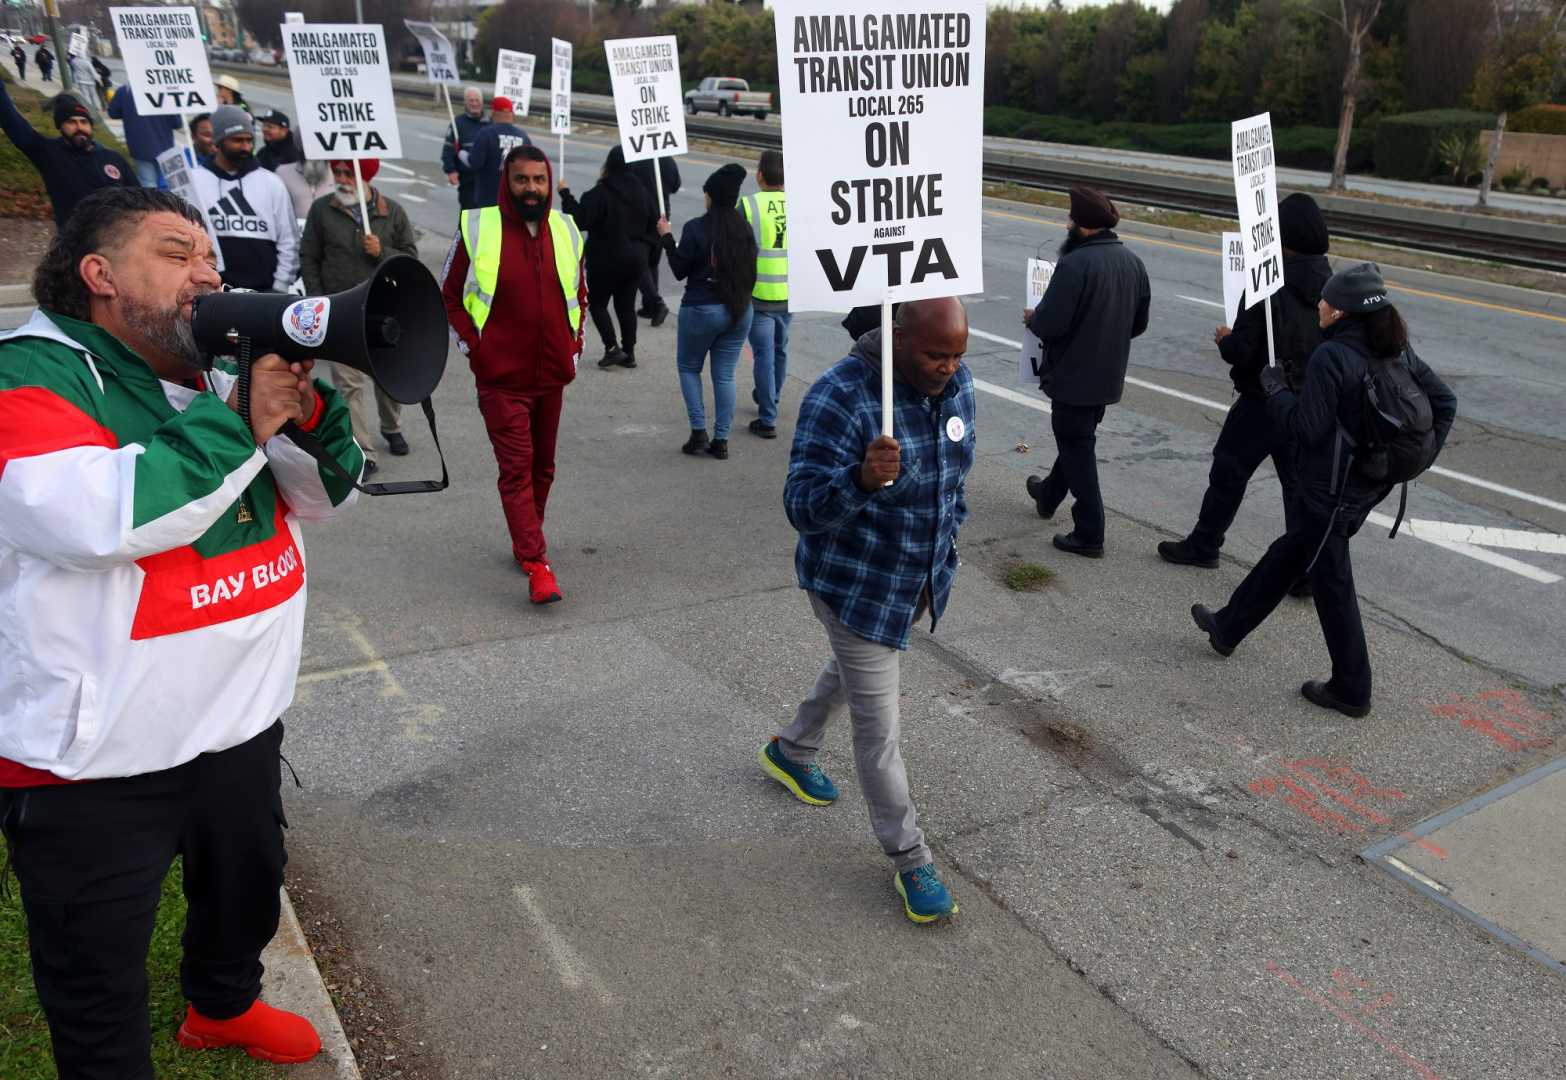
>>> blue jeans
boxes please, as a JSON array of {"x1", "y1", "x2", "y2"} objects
[
  {"x1": 676, "y1": 302, "x2": 753, "y2": 440},
  {"x1": 748, "y1": 308, "x2": 792, "y2": 426},
  {"x1": 132, "y1": 158, "x2": 162, "y2": 188}
]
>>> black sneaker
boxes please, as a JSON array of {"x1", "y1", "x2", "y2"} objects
[
  {"x1": 362, "y1": 458, "x2": 379, "y2": 478},
  {"x1": 383, "y1": 432, "x2": 409, "y2": 456},
  {"x1": 1301, "y1": 680, "x2": 1370, "y2": 718},
  {"x1": 1025, "y1": 475, "x2": 1057, "y2": 519},
  {"x1": 681, "y1": 430, "x2": 709, "y2": 455},
  {"x1": 705, "y1": 438, "x2": 729, "y2": 460},
  {"x1": 1157, "y1": 538, "x2": 1219, "y2": 569},
  {"x1": 748, "y1": 418, "x2": 777, "y2": 439},
  {"x1": 1190, "y1": 604, "x2": 1234, "y2": 658},
  {"x1": 650, "y1": 303, "x2": 670, "y2": 328},
  {"x1": 598, "y1": 346, "x2": 627, "y2": 369},
  {"x1": 617, "y1": 349, "x2": 637, "y2": 369},
  {"x1": 636, "y1": 304, "x2": 657, "y2": 318},
  {"x1": 1052, "y1": 531, "x2": 1104, "y2": 558}
]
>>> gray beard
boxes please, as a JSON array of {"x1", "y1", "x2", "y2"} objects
[{"x1": 121, "y1": 294, "x2": 205, "y2": 373}]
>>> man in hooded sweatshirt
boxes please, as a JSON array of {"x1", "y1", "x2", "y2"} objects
[
  {"x1": 191, "y1": 105, "x2": 299, "y2": 292},
  {"x1": 1159, "y1": 193, "x2": 1333, "y2": 583},
  {"x1": 441, "y1": 145, "x2": 586, "y2": 606},
  {"x1": 0, "y1": 85, "x2": 137, "y2": 226},
  {"x1": 464, "y1": 96, "x2": 532, "y2": 208}
]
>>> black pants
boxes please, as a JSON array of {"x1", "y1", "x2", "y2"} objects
[
  {"x1": 1, "y1": 721, "x2": 287, "y2": 1080},
  {"x1": 588, "y1": 259, "x2": 642, "y2": 355},
  {"x1": 1035, "y1": 402, "x2": 1107, "y2": 543},
  {"x1": 1214, "y1": 510, "x2": 1372, "y2": 705},
  {"x1": 638, "y1": 238, "x2": 664, "y2": 309},
  {"x1": 1190, "y1": 394, "x2": 1300, "y2": 555}
]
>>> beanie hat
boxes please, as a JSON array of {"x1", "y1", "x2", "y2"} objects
[
  {"x1": 53, "y1": 94, "x2": 91, "y2": 129},
  {"x1": 490, "y1": 96, "x2": 513, "y2": 113},
  {"x1": 211, "y1": 105, "x2": 253, "y2": 142},
  {"x1": 1322, "y1": 262, "x2": 1389, "y2": 313},
  {"x1": 704, "y1": 163, "x2": 746, "y2": 209},
  {"x1": 330, "y1": 158, "x2": 379, "y2": 183},
  {"x1": 257, "y1": 108, "x2": 290, "y2": 130},
  {"x1": 1278, "y1": 192, "x2": 1329, "y2": 256},
  {"x1": 1068, "y1": 186, "x2": 1119, "y2": 230}
]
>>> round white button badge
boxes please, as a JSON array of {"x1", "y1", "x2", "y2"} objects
[{"x1": 946, "y1": 416, "x2": 966, "y2": 443}]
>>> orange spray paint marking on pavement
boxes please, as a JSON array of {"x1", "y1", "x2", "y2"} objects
[
  {"x1": 1428, "y1": 689, "x2": 1554, "y2": 752},
  {"x1": 1248, "y1": 759, "x2": 1406, "y2": 834},
  {"x1": 1265, "y1": 960, "x2": 1442, "y2": 1080}
]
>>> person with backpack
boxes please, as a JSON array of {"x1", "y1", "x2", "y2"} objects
[
  {"x1": 656, "y1": 163, "x2": 756, "y2": 460},
  {"x1": 1190, "y1": 264, "x2": 1456, "y2": 718},
  {"x1": 1158, "y1": 193, "x2": 1332, "y2": 592},
  {"x1": 557, "y1": 145, "x2": 657, "y2": 369}
]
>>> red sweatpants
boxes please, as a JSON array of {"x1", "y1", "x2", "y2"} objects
[{"x1": 477, "y1": 385, "x2": 565, "y2": 564}]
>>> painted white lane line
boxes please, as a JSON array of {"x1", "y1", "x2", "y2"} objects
[
  {"x1": 1177, "y1": 295, "x2": 1226, "y2": 310},
  {"x1": 965, "y1": 325, "x2": 1566, "y2": 520},
  {"x1": 1364, "y1": 512, "x2": 1561, "y2": 584},
  {"x1": 395, "y1": 192, "x2": 428, "y2": 203},
  {"x1": 1400, "y1": 520, "x2": 1566, "y2": 555},
  {"x1": 972, "y1": 376, "x2": 1049, "y2": 413},
  {"x1": 380, "y1": 161, "x2": 416, "y2": 175},
  {"x1": 512, "y1": 886, "x2": 614, "y2": 1005}
]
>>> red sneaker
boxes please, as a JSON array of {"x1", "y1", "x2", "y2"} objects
[
  {"x1": 176, "y1": 1001, "x2": 322, "y2": 1064},
  {"x1": 522, "y1": 559, "x2": 563, "y2": 605}
]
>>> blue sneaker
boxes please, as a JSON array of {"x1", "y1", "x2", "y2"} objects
[
  {"x1": 895, "y1": 863, "x2": 958, "y2": 924},
  {"x1": 758, "y1": 737, "x2": 838, "y2": 806}
]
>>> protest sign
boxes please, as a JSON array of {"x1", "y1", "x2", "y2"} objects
[
  {"x1": 157, "y1": 144, "x2": 224, "y2": 272},
  {"x1": 604, "y1": 35, "x2": 687, "y2": 164},
  {"x1": 281, "y1": 23, "x2": 402, "y2": 160},
  {"x1": 404, "y1": 20, "x2": 460, "y2": 84},
  {"x1": 1221, "y1": 231, "x2": 1245, "y2": 327},
  {"x1": 771, "y1": 1, "x2": 987, "y2": 314},
  {"x1": 1018, "y1": 257, "x2": 1054, "y2": 386},
  {"x1": 109, "y1": 7, "x2": 215, "y2": 116},
  {"x1": 283, "y1": 12, "x2": 304, "y2": 24},
  {"x1": 550, "y1": 37, "x2": 572, "y2": 135},
  {"x1": 1231, "y1": 112, "x2": 1282, "y2": 309},
  {"x1": 494, "y1": 49, "x2": 535, "y2": 116},
  {"x1": 67, "y1": 29, "x2": 87, "y2": 58}
]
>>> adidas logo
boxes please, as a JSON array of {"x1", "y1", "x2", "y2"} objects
[{"x1": 209, "y1": 188, "x2": 272, "y2": 236}]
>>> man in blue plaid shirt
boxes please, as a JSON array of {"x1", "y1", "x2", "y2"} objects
[{"x1": 759, "y1": 297, "x2": 975, "y2": 924}]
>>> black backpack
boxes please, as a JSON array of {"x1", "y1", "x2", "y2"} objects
[{"x1": 1352, "y1": 350, "x2": 1439, "y2": 537}]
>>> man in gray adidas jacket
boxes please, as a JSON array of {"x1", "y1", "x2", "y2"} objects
[{"x1": 190, "y1": 105, "x2": 299, "y2": 292}]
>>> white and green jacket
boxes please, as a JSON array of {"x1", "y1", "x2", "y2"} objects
[{"x1": 0, "y1": 309, "x2": 364, "y2": 781}]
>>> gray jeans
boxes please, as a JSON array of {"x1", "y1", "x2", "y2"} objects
[{"x1": 777, "y1": 592, "x2": 931, "y2": 872}]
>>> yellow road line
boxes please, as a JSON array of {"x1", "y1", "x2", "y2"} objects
[{"x1": 982, "y1": 204, "x2": 1566, "y2": 325}]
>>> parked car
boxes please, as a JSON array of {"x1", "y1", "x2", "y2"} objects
[{"x1": 683, "y1": 77, "x2": 771, "y2": 120}]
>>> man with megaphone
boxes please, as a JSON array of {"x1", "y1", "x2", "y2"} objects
[{"x1": 0, "y1": 187, "x2": 365, "y2": 1076}]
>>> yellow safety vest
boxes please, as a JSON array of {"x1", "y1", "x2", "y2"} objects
[
  {"x1": 742, "y1": 190, "x2": 787, "y2": 303},
  {"x1": 458, "y1": 207, "x2": 583, "y2": 334}
]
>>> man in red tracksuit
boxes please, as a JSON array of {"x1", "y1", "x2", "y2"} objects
[{"x1": 441, "y1": 145, "x2": 586, "y2": 604}]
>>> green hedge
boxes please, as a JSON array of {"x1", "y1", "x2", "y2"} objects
[
  {"x1": 983, "y1": 107, "x2": 1374, "y2": 173},
  {"x1": 1374, "y1": 110, "x2": 1494, "y2": 180},
  {"x1": 1510, "y1": 104, "x2": 1566, "y2": 135}
]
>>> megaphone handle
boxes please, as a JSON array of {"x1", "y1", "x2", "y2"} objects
[{"x1": 279, "y1": 395, "x2": 450, "y2": 497}]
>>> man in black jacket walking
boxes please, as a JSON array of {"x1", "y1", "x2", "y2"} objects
[
  {"x1": 631, "y1": 155, "x2": 680, "y2": 324},
  {"x1": 1159, "y1": 194, "x2": 1332, "y2": 580},
  {"x1": 1023, "y1": 187, "x2": 1151, "y2": 557},
  {"x1": 0, "y1": 85, "x2": 137, "y2": 226}
]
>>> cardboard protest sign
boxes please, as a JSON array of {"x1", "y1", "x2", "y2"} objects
[
  {"x1": 404, "y1": 20, "x2": 460, "y2": 84},
  {"x1": 67, "y1": 29, "x2": 87, "y2": 58},
  {"x1": 281, "y1": 24, "x2": 402, "y2": 159},
  {"x1": 1018, "y1": 257, "x2": 1054, "y2": 386},
  {"x1": 494, "y1": 49, "x2": 535, "y2": 115},
  {"x1": 283, "y1": 12, "x2": 304, "y2": 24},
  {"x1": 157, "y1": 144, "x2": 225, "y2": 271},
  {"x1": 772, "y1": 1, "x2": 987, "y2": 312},
  {"x1": 550, "y1": 37, "x2": 572, "y2": 135},
  {"x1": 109, "y1": 7, "x2": 214, "y2": 116},
  {"x1": 1232, "y1": 112, "x2": 1282, "y2": 309},
  {"x1": 603, "y1": 35, "x2": 687, "y2": 163},
  {"x1": 1221, "y1": 231, "x2": 1245, "y2": 326}
]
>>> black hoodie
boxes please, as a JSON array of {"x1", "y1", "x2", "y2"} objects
[
  {"x1": 1219, "y1": 253, "x2": 1332, "y2": 398},
  {"x1": 558, "y1": 168, "x2": 656, "y2": 274},
  {"x1": 0, "y1": 77, "x2": 137, "y2": 226}
]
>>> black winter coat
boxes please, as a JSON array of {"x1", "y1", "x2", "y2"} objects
[
  {"x1": 1220, "y1": 253, "x2": 1331, "y2": 398},
  {"x1": 0, "y1": 77, "x2": 137, "y2": 227},
  {"x1": 1027, "y1": 230, "x2": 1151, "y2": 406},
  {"x1": 559, "y1": 171, "x2": 656, "y2": 274},
  {"x1": 630, "y1": 156, "x2": 681, "y2": 212},
  {"x1": 1266, "y1": 319, "x2": 1457, "y2": 523}
]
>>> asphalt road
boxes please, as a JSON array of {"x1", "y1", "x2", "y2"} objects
[{"x1": 23, "y1": 66, "x2": 1566, "y2": 1079}]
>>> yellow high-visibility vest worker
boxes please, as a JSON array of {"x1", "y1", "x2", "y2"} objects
[
  {"x1": 742, "y1": 190, "x2": 787, "y2": 303},
  {"x1": 458, "y1": 206, "x2": 584, "y2": 333}
]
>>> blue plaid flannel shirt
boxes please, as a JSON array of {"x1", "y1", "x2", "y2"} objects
[{"x1": 784, "y1": 345, "x2": 976, "y2": 650}]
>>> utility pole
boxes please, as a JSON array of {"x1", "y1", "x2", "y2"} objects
[
  {"x1": 42, "y1": 0, "x2": 72, "y2": 92},
  {"x1": 355, "y1": 0, "x2": 364, "y2": 23}
]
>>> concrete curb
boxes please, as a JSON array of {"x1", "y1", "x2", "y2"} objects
[
  {"x1": 262, "y1": 887, "x2": 361, "y2": 1080},
  {"x1": 0, "y1": 284, "x2": 34, "y2": 307}
]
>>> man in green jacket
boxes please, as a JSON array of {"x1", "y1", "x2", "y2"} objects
[{"x1": 299, "y1": 157, "x2": 420, "y2": 475}]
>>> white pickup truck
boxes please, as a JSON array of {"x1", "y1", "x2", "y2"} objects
[{"x1": 683, "y1": 77, "x2": 772, "y2": 120}]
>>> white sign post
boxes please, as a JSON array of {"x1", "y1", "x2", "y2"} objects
[
  {"x1": 1220, "y1": 231, "x2": 1246, "y2": 327},
  {"x1": 774, "y1": 0, "x2": 987, "y2": 440},
  {"x1": 550, "y1": 37, "x2": 572, "y2": 184},
  {"x1": 1231, "y1": 112, "x2": 1283, "y2": 364},
  {"x1": 494, "y1": 49, "x2": 535, "y2": 116},
  {"x1": 109, "y1": 7, "x2": 215, "y2": 116},
  {"x1": 604, "y1": 35, "x2": 687, "y2": 217},
  {"x1": 1018, "y1": 257, "x2": 1054, "y2": 386},
  {"x1": 282, "y1": 24, "x2": 402, "y2": 234},
  {"x1": 405, "y1": 19, "x2": 461, "y2": 154}
]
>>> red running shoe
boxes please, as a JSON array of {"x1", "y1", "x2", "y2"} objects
[
  {"x1": 522, "y1": 559, "x2": 563, "y2": 605},
  {"x1": 176, "y1": 1001, "x2": 322, "y2": 1064}
]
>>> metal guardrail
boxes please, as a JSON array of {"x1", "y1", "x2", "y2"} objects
[{"x1": 216, "y1": 61, "x2": 1566, "y2": 273}]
